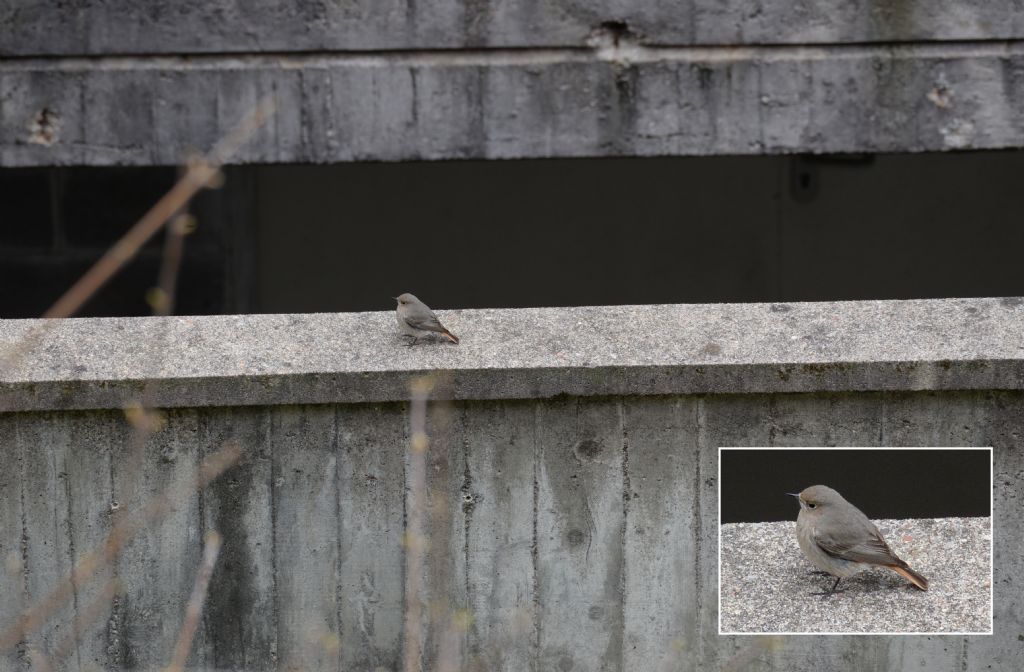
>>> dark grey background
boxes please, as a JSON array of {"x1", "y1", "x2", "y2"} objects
[
  {"x1": 719, "y1": 448, "x2": 992, "y2": 523},
  {"x1": 3, "y1": 150, "x2": 1024, "y2": 317}
]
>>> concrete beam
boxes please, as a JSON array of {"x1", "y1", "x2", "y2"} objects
[
  {"x1": 4, "y1": 42, "x2": 1023, "y2": 166},
  {"x1": 2, "y1": 1, "x2": 1022, "y2": 55},
  {"x1": 2, "y1": 297, "x2": 1023, "y2": 412}
]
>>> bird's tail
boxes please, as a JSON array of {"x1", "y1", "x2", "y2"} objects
[
  {"x1": 889, "y1": 563, "x2": 928, "y2": 591},
  {"x1": 442, "y1": 330, "x2": 459, "y2": 344}
]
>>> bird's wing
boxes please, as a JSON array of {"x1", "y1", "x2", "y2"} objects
[
  {"x1": 813, "y1": 523, "x2": 899, "y2": 566},
  {"x1": 402, "y1": 310, "x2": 448, "y2": 334}
]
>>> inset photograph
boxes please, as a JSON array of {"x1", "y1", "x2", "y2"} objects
[{"x1": 718, "y1": 447, "x2": 992, "y2": 635}]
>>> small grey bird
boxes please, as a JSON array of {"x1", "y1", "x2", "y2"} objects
[
  {"x1": 790, "y1": 485, "x2": 928, "y2": 596},
  {"x1": 394, "y1": 293, "x2": 459, "y2": 345}
]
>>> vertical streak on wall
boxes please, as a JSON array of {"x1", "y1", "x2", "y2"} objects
[
  {"x1": 621, "y1": 397, "x2": 702, "y2": 670},
  {"x1": 336, "y1": 403, "x2": 407, "y2": 670},
  {"x1": 462, "y1": 401, "x2": 536, "y2": 671},
  {"x1": 0, "y1": 414, "x2": 25, "y2": 670},
  {"x1": 16, "y1": 414, "x2": 76, "y2": 666},
  {"x1": 406, "y1": 397, "x2": 469, "y2": 669},
  {"x1": 65, "y1": 411, "x2": 118, "y2": 671},
  {"x1": 269, "y1": 406, "x2": 340, "y2": 670},
  {"x1": 112, "y1": 410, "x2": 204, "y2": 668},
  {"x1": 531, "y1": 401, "x2": 542, "y2": 672},
  {"x1": 536, "y1": 397, "x2": 625, "y2": 671},
  {"x1": 200, "y1": 407, "x2": 278, "y2": 670},
  {"x1": 426, "y1": 398, "x2": 469, "y2": 670},
  {"x1": 694, "y1": 397, "x2": 720, "y2": 664}
]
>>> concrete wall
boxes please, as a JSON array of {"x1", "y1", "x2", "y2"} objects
[
  {"x1": 4, "y1": 1, "x2": 1022, "y2": 54},
  {"x1": 0, "y1": 298, "x2": 1021, "y2": 670},
  {"x1": 4, "y1": 2, "x2": 1024, "y2": 165}
]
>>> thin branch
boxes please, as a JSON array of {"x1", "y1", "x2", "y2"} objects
[
  {"x1": 403, "y1": 376, "x2": 435, "y2": 672},
  {"x1": 40, "y1": 578, "x2": 122, "y2": 671},
  {"x1": 0, "y1": 442, "x2": 241, "y2": 653},
  {"x1": 42, "y1": 97, "x2": 274, "y2": 321},
  {"x1": 0, "y1": 96, "x2": 275, "y2": 378},
  {"x1": 167, "y1": 531, "x2": 222, "y2": 672}
]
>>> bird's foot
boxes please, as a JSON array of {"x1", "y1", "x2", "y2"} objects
[{"x1": 810, "y1": 576, "x2": 844, "y2": 597}]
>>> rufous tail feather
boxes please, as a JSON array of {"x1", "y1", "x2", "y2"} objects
[{"x1": 889, "y1": 564, "x2": 928, "y2": 591}]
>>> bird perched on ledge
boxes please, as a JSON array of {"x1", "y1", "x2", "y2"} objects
[
  {"x1": 394, "y1": 293, "x2": 459, "y2": 345},
  {"x1": 790, "y1": 485, "x2": 928, "y2": 596}
]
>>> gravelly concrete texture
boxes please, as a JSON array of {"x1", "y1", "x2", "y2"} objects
[
  {"x1": 3, "y1": 296, "x2": 1024, "y2": 412},
  {"x1": 720, "y1": 517, "x2": 992, "y2": 633}
]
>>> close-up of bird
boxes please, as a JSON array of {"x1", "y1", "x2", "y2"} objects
[
  {"x1": 394, "y1": 293, "x2": 460, "y2": 345},
  {"x1": 790, "y1": 485, "x2": 929, "y2": 596}
]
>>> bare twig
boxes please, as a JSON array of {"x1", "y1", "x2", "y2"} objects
[
  {"x1": 0, "y1": 96, "x2": 271, "y2": 663},
  {"x1": 37, "y1": 578, "x2": 122, "y2": 672},
  {"x1": 150, "y1": 160, "x2": 195, "y2": 319},
  {"x1": 42, "y1": 97, "x2": 274, "y2": 321},
  {"x1": 167, "y1": 531, "x2": 222, "y2": 672},
  {"x1": 403, "y1": 376, "x2": 435, "y2": 672},
  {"x1": 0, "y1": 96, "x2": 275, "y2": 378},
  {"x1": 0, "y1": 442, "x2": 241, "y2": 652},
  {"x1": 115, "y1": 162, "x2": 197, "y2": 534}
]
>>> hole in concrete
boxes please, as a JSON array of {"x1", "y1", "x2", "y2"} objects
[
  {"x1": 27, "y1": 108, "x2": 61, "y2": 146},
  {"x1": 598, "y1": 21, "x2": 629, "y2": 46}
]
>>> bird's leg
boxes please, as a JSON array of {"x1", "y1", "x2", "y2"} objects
[
  {"x1": 807, "y1": 571, "x2": 833, "y2": 576},
  {"x1": 810, "y1": 576, "x2": 844, "y2": 597}
]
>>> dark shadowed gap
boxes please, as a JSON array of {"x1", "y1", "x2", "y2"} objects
[
  {"x1": 719, "y1": 447, "x2": 991, "y2": 523},
  {"x1": 2, "y1": 150, "x2": 1024, "y2": 317}
]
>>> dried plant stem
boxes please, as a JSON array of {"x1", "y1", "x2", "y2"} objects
[
  {"x1": 40, "y1": 578, "x2": 122, "y2": 671},
  {"x1": 0, "y1": 96, "x2": 275, "y2": 378},
  {"x1": 167, "y1": 531, "x2": 223, "y2": 672},
  {"x1": 0, "y1": 442, "x2": 240, "y2": 653},
  {"x1": 42, "y1": 97, "x2": 274, "y2": 321},
  {"x1": 403, "y1": 377, "x2": 434, "y2": 672}
]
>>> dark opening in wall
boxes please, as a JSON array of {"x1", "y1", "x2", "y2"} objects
[
  {"x1": 2, "y1": 150, "x2": 1023, "y2": 318},
  {"x1": 720, "y1": 448, "x2": 992, "y2": 523}
]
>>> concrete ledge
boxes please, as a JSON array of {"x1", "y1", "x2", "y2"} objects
[
  {"x1": 4, "y1": 42, "x2": 1024, "y2": 166},
  {"x1": 3, "y1": 1, "x2": 1021, "y2": 55},
  {"x1": 720, "y1": 517, "x2": 992, "y2": 634},
  {"x1": 2, "y1": 297, "x2": 1023, "y2": 412}
]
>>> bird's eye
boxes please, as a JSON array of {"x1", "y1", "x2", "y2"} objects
[{"x1": 808, "y1": 503, "x2": 816, "y2": 509}]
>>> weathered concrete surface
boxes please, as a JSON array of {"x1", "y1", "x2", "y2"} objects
[
  {"x1": 2, "y1": 1, "x2": 1023, "y2": 55},
  {"x1": 720, "y1": 518, "x2": 992, "y2": 634},
  {"x1": 4, "y1": 42, "x2": 1024, "y2": 166},
  {"x1": 3, "y1": 297, "x2": 1024, "y2": 412},
  {"x1": 0, "y1": 391, "x2": 1021, "y2": 671}
]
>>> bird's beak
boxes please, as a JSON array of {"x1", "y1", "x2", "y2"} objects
[
  {"x1": 786, "y1": 492, "x2": 801, "y2": 499},
  {"x1": 392, "y1": 296, "x2": 398, "y2": 301}
]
